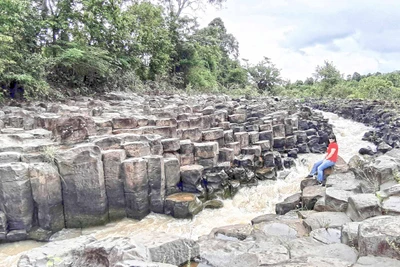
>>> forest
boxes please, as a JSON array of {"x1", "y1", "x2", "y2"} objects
[{"x1": 1, "y1": 0, "x2": 400, "y2": 100}]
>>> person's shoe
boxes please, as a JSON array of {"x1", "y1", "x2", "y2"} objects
[{"x1": 306, "y1": 174, "x2": 313, "y2": 178}]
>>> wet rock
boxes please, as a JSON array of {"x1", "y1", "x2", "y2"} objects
[
  {"x1": 256, "y1": 167, "x2": 277, "y2": 180},
  {"x1": 164, "y1": 193, "x2": 203, "y2": 219},
  {"x1": 275, "y1": 193, "x2": 301, "y2": 215}
]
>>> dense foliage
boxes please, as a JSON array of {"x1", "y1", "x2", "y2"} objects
[
  {"x1": 0, "y1": 0, "x2": 399, "y2": 101},
  {"x1": 278, "y1": 61, "x2": 400, "y2": 101}
]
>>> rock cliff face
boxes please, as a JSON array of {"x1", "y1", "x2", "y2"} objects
[{"x1": 0, "y1": 93, "x2": 334, "y2": 243}]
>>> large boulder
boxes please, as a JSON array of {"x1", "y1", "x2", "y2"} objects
[
  {"x1": 346, "y1": 194, "x2": 382, "y2": 221},
  {"x1": 164, "y1": 193, "x2": 203, "y2": 219},
  {"x1": 56, "y1": 145, "x2": 108, "y2": 228},
  {"x1": 0, "y1": 163, "x2": 33, "y2": 232},
  {"x1": 28, "y1": 163, "x2": 64, "y2": 232},
  {"x1": 303, "y1": 212, "x2": 351, "y2": 232},
  {"x1": 53, "y1": 116, "x2": 96, "y2": 144},
  {"x1": 358, "y1": 215, "x2": 400, "y2": 259},
  {"x1": 144, "y1": 156, "x2": 165, "y2": 214},
  {"x1": 121, "y1": 158, "x2": 150, "y2": 220},
  {"x1": 102, "y1": 149, "x2": 127, "y2": 220}
]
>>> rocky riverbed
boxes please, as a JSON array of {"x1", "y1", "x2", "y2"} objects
[{"x1": 0, "y1": 93, "x2": 399, "y2": 266}]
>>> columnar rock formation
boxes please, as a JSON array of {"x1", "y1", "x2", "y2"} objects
[{"x1": 0, "y1": 93, "x2": 335, "y2": 243}]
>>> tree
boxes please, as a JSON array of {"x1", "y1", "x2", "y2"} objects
[
  {"x1": 159, "y1": 0, "x2": 226, "y2": 18},
  {"x1": 314, "y1": 60, "x2": 342, "y2": 88},
  {"x1": 352, "y1": 72, "x2": 361, "y2": 82},
  {"x1": 304, "y1": 77, "x2": 314, "y2": 85},
  {"x1": 245, "y1": 57, "x2": 282, "y2": 93}
]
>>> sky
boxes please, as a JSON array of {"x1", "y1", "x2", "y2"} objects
[{"x1": 195, "y1": 0, "x2": 400, "y2": 81}]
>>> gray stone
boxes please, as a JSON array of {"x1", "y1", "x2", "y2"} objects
[
  {"x1": 346, "y1": 194, "x2": 382, "y2": 221},
  {"x1": 234, "y1": 132, "x2": 249, "y2": 148},
  {"x1": 102, "y1": 149, "x2": 127, "y2": 220},
  {"x1": 144, "y1": 156, "x2": 165, "y2": 214},
  {"x1": 194, "y1": 142, "x2": 218, "y2": 159},
  {"x1": 326, "y1": 171, "x2": 361, "y2": 192},
  {"x1": 164, "y1": 193, "x2": 203, "y2": 219},
  {"x1": 310, "y1": 228, "x2": 341, "y2": 244},
  {"x1": 341, "y1": 221, "x2": 361, "y2": 247},
  {"x1": 123, "y1": 141, "x2": 151, "y2": 157},
  {"x1": 180, "y1": 165, "x2": 203, "y2": 187},
  {"x1": 358, "y1": 215, "x2": 400, "y2": 259},
  {"x1": 353, "y1": 256, "x2": 400, "y2": 267},
  {"x1": 382, "y1": 196, "x2": 400, "y2": 215},
  {"x1": 164, "y1": 158, "x2": 180, "y2": 195},
  {"x1": 303, "y1": 212, "x2": 351, "y2": 232},
  {"x1": 29, "y1": 163, "x2": 64, "y2": 232},
  {"x1": 302, "y1": 185, "x2": 326, "y2": 210},
  {"x1": 182, "y1": 128, "x2": 202, "y2": 142},
  {"x1": 140, "y1": 134, "x2": 163, "y2": 155},
  {"x1": 275, "y1": 193, "x2": 301, "y2": 215},
  {"x1": 0, "y1": 163, "x2": 33, "y2": 231},
  {"x1": 161, "y1": 138, "x2": 180, "y2": 152},
  {"x1": 202, "y1": 128, "x2": 224, "y2": 141},
  {"x1": 121, "y1": 158, "x2": 150, "y2": 220},
  {"x1": 325, "y1": 188, "x2": 354, "y2": 212},
  {"x1": 56, "y1": 145, "x2": 108, "y2": 228},
  {"x1": 0, "y1": 152, "x2": 21, "y2": 163}
]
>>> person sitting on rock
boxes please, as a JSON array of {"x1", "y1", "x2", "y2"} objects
[{"x1": 307, "y1": 133, "x2": 338, "y2": 184}]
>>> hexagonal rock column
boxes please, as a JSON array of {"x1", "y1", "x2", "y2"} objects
[
  {"x1": 164, "y1": 158, "x2": 181, "y2": 196},
  {"x1": 164, "y1": 193, "x2": 203, "y2": 219},
  {"x1": 180, "y1": 165, "x2": 204, "y2": 193},
  {"x1": 102, "y1": 149, "x2": 127, "y2": 220},
  {"x1": 234, "y1": 132, "x2": 249, "y2": 148},
  {"x1": 179, "y1": 140, "x2": 194, "y2": 166},
  {"x1": 29, "y1": 163, "x2": 64, "y2": 232},
  {"x1": 194, "y1": 142, "x2": 219, "y2": 169},
  {"x1": 0, "y1": 163, "x2": 34, "y2": 234},
  {"x1": 121, "y1": 158, "x2": 150, "y2": 220},
  {"x1": 53, "y1": 116, "x2": 96, "y2": 144},
  {"x1": 140, "y1": 134, "x2": 163, "y2": 155},
  {"x1": 144, "y1": 155, "x2": 165, "y2": 214},
  {"x1": 122, "y1": 142, "x2": 151, "y2": 158},
  {"x1": 161, "y1": 138, "x2": 180, "y2": 152},
  {"x1": 56, "y1": 145, "x2": 108, "y2": 228}
]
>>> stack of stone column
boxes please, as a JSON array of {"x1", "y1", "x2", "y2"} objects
[{"x1": 0, "y1": 93, "x2": 330, "y2": 242}]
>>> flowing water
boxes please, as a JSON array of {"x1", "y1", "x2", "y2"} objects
[{"x1": 0, "y1": 111, "x2": 376, "y2": 267}]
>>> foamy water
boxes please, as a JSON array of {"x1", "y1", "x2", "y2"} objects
[{"x1": 0, "y1": 111, "x2": 375, "y2": 266}]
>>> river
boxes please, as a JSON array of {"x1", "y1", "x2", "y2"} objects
[{"x1": 0, "y1": 111, "x2": 376, "y2": 267}]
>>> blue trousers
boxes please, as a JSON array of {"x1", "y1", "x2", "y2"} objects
[{"x1": 310, "y1": 159, "x2": 335, "y2": 182}]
